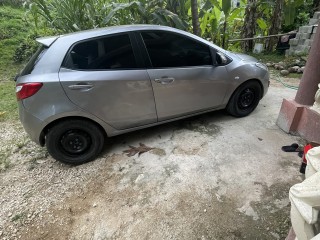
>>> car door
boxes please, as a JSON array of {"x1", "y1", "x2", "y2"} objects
[
  {"x1": 59, "y1": 33, "x2": 157, "y2": 130},
  {"x1": 139, "y1": 31, "x2": 230, "y2": 121}
]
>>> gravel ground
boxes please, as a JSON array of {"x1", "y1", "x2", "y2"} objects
[{"x1": 0, "y1": 79, "x2": 305, "y2": 240}]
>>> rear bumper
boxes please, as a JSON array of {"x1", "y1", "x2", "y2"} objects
[{"x1": 18, "y1": 102, "x2": 44, "y2": 145}]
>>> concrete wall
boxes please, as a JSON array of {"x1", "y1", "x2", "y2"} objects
[{"x1": 286, "y1": 12, "x2": 320, "y2": 56}]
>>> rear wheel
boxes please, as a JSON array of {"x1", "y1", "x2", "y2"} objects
[
  {"x1": 46, "y1": 119, "x2": 104, "y2": 164},
  {"x1": 226, "y1": 81, "x2": 262, "y2": 117}
]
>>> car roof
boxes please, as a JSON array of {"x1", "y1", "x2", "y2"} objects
[
  {"x1": 36, "y1": 24, "x2": 226, "y2": 54},
  {"x1": 37, "y1": 25, "x2": 181, "y2": 47}
]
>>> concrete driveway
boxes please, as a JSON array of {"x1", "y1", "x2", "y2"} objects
[{"x1": 1, "y1": 82, "x2": 303, "y2": 240}]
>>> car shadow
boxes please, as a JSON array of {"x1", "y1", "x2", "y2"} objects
[{"x1": 101, "y1": 109, "x2": 235, "y2": 156}]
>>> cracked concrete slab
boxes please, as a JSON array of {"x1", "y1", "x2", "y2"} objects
[{"x1": 1, "y1": 82, "x2": 304, "y2": 240}]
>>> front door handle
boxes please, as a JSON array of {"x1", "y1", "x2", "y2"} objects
[
  {"x1": 154, "y1": 77, "x2": 175, "y2": 84},
  {"x1": 68, "y1": 83, "x2": 93, "y2": 90}
]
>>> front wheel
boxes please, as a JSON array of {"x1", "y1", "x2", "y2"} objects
[
  {"x1": 46, "y1": 119, "x2": 105, "y2": 164},
  {"x1": 226, "y1": 81, "x2": 262, "y2": 117}
]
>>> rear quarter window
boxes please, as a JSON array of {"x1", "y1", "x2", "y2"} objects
[{"x1": 19, "y1": 45, "x2": 47, "y2": 76}]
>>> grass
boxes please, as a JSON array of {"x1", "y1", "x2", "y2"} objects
[
  {"x1": 11, "y1": 212, "x2": 25, "y2": 222},
  {"x1": 0, "y1": 81, "x2": 18, "y2": 121},
  {"x1": 251, "y1": 52, "x2": 286, "y2": 63},
  {"x1": 0, "y1": 5, "x2": 33, "y2": 121},
  {"x1": 0, "y1": 6, "x2": 31, "y2": 81}
]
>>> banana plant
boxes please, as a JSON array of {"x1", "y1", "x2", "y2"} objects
[
  {"x1": 25, "y1": 0, "x2": 188, "y2": 33},
  {"x1": 284, "y1": 0, "x2": 304, "y2": 26},
  {"x1": 199, "y1": 0, "x2": 244, "y2": 48},
  {"x1": 103, "y1": 0, "x2": 188, "y2": 29}
]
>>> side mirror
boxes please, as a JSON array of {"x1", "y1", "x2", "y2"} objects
[{"x1": 216, "y1": 52, "x2": 228, "y2": 65}]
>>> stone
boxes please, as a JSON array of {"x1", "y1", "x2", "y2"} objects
[
  {"x1": 288, "y1": 67, "x2": 298, "y2": 73},
  {"x1": 285, "y1": 49, "x2": 290, "y2": 57},
  {"x1": 295, "y1": 33, "x2": 302, "y2": 39},
  {"x1": 309, "y1": 18, "x2": 319, "y2": 25},
  {"x1": 299, "y1": 26, "x2": 308, "y2": 33},
  {"x1": 289, "y1": 38, "x2": 298, "y2": 46},
  {"x1": 313, "y1": 11, "x2": 320, "y2": 19},
  {"x1": 266, "y1": 63, "x2": 272, "y2": 67},
  {"x1": 306, "y1": 26, "x2": 314, "y2": 33},
  {"x1": 301, "y1": 33, "x2": 311, "y2": 39},
  {"x1": 304, "y1": 39, "x2": 313, "y2": 46},
  {"x1": 300, "y1": 66, "x2": 305, "y2": 72},
  {"x1": 280, "y1": 70, "x2": 289, "y2": 76}
]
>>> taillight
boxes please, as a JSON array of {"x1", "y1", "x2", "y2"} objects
[{"x1": 16, "y1": 82, "x2": 43, "y2": 100}]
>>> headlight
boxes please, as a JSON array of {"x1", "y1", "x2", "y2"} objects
[{"x1": 255, "y1": 62, "x2": 268, "y2": 71}]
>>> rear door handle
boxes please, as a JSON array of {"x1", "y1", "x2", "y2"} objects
[
  {"x1": 68, "y1": 83, "x2": 93, "y2": 90},
  {"x1": 154, "y1": 77, "x2": 175, "y2": 84}
]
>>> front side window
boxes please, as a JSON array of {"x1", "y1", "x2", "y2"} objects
[
  {"x1": 141, "y1": 31, "x2": 212, "y2": 68},
  {"x1": 64, "y1": 34, "x2": 137, "y2": 70}
]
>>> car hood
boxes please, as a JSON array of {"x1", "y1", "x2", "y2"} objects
[
  {"x1": 228, "y1": 52, "x2": 258, "y2": 63},
  {"x1": 235, "y1": 53, "x2": 258, "y2": 62}
]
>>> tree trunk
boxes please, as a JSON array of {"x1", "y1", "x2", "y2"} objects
[
  {"x1": 265, "y1": 0, "x2": 284, "y2": 52},
  {"x1": 240, "y1": 0, "x2": 258, "y2": 52},
  {"x1": 191, "y1": 0, "x2": 200, "y2": 36},
  {"x1": 222, "y1": 20, "x2": 227, "y2": 49}
]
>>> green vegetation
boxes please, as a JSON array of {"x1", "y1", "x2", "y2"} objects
[
  {"x1": 0, "y1": 6, "x2": 30, "y2": 122},
  {"x1": 251, "y1": 53, "x2": 286, "y2": 64},
  {"x1": 11, "y1": 212, "x2": 25, "y2": 222},
  {"x1": 0, "y1": 81, "x2": 18, "y2": 121},
  {"x1": 0, "y1": 6, "x2": 30, "y2": 81}
]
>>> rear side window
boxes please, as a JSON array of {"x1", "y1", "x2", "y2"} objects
[
  {"x1": 63, "y1": 34, "x2": 138, "y2": 70},
  {"x1": 141, "y1": 31, "x2": 212, "y2": 68},
  {"x1": 20, "y1": 45, "x2": 47, "y2": 76}
]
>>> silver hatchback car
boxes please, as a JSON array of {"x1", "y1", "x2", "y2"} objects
[{"x1": 16, "y1": 25, "x2": 269, "y2": 164}]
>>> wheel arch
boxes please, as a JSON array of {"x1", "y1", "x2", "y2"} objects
[
  {"x1": 228, "y1": 79, "x2": 264, "y2": 106},
  {"x1": 39, "y1": 116, "x2": 107, "y2": 146}
]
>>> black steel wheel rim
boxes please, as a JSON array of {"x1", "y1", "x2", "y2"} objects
[
  {"x1": 238, "y1": 88, "x2": 255, "y2": 109},
  {"x1": 60, "y1": 130, "x2": 91, "y2": 155}
]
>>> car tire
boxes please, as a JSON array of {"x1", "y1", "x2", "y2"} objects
[
  {"x1": 226, "y1": 81, "x2": 262, "y2": 117},
  {"x1": 46, "y1": 119, "x2": 105, "y2": 164}
]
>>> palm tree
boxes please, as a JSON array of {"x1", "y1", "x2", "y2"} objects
[
  {"x1": 265, "y1": 0, "x2": 284, "y2": 52},
  {"x1": 191, "y1": 0, "x2": 201, "y2": 36},
  {"x1": 241, "y1": 0, "x2": 258, "y2": 52}
]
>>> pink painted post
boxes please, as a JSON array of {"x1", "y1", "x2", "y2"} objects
[
  {"x1": 277, "y1": 25, "x2": 320, "y2": 143},
  {"x1": 295, "y1": 26, "x2": 320, "y2": 105}
]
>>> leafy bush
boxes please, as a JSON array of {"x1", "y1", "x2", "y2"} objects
[
  {"x1": 0, "y1": 0, "x2": 23, "y2": 7},
  {"x1": 13, "y1": 28, "x2": 57, "y2": 63},
  {"x1": 13, "y1": 33, "x2": 39, "y2": 63}
]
